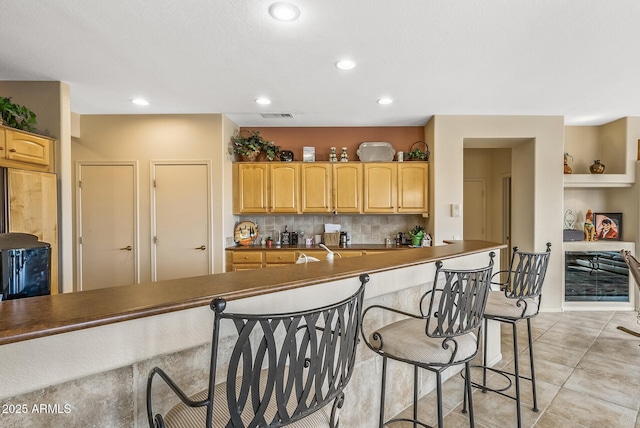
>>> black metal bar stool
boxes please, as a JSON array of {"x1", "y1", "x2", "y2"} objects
[
  {"x1": 361, "y1": 253, "x2": 495, "y2": 427},
  {"x1": 473, "y1": 243, "x2": 551, "y2": 428},
  {"x1": 146, "y1": 274, "x2": 369, "y2": 428}
]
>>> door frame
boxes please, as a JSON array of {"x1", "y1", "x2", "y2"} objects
[
  {"x1": 150, "y1": 160, "x2": 213, "y2": 282},
  {"x1": 75, "y1": 161, "x2": 140, "y2": 291}
]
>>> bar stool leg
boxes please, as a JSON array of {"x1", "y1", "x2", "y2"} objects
[
  {"x1": 512, "y1": 323, "x2": 522, "y2": 428},
  {"x1": 379, "y1": 357, "x2": 387, "y2": 428},
  {"x1": 482, "y1": 318, "x2": 489, "y2": 393},
  {"x1": 413, "y1": 366, "x2": 418, "y2": 428},
  {"x1": 436, "y1": 371, "x2": 444, "y2": 428},
  {"x1": 465, "y1": 361, "x2": 475, "y2": 428},
  {"x1": 527, "y1": 318, "x2": 538, "y2": 412}
]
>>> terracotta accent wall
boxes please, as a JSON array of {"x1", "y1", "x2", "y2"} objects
[{"x1": 239, "y1": 127, "x2": 425, "y2": 161}]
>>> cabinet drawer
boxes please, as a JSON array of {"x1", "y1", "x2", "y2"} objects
[
  {"x1": 265, "y1": 251, "x2": 297, "y2": 264},
  {"x1": 232, "y1": 251, "x2": 263, "y2": 264}
]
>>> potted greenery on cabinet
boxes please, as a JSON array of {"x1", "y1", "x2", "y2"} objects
[
  {"x1": 231, "y1": 130, "x2": 281, "y2": 161},
  {"x1": 0, "y1": 97, "x2": 37, "y2": 132}
]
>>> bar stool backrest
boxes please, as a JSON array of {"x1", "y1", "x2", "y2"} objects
[
  {"x1": 504, "y1": 243, "x2": 551, "y2": 300},
  {"x1": 421, "y1": 254, "x2": 495, "y2": 340},
  {"x1": 209, "y1": 274, "x2": 367, "y2": 427}
]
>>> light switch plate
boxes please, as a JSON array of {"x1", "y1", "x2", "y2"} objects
[{"x1": 451, "y1": 203, "x2": 461, "y2": 217}]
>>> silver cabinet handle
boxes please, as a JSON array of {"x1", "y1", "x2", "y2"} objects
[
  {"x1": 196, "y1": 245, "x2": 206, "y2": 250},
  {"x1": 120, "y1": 245, "x2": 132, "y2": 251}
]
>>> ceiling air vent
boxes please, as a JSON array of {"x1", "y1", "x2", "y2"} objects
[{"x1": 260, "y1": 113, "x2": 294, "y2": 119}]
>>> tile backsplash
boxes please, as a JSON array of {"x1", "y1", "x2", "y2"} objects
[{"x1": 237, "y1": 214, "x2": 426, "y2": 245}]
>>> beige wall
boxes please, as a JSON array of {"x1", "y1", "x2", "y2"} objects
[
  {"x1": 72, "y1": 114, "x2": 235, "y2": 284},
  {"x1": 431, "y1": 115, "x2": 565, "y2": 311}
]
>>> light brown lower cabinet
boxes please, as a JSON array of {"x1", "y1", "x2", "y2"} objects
[{"x1": 226, "y1": 249, "x2": 367, "y2": 271}]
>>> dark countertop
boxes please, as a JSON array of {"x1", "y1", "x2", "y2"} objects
[
  {"x1": 225, "y1": 243, "x2": 412, "y2": 251},
  {"x1": 0, "y1": 240, "x2": 505, "y2": 346}
]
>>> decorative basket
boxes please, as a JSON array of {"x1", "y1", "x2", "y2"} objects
[{"x1": 406, "y1": 141, "x2": 430, "y2": 162}]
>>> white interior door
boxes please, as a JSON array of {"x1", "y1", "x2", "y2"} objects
[
  {"x1": 152, "y1": 162, "x2": 211, "y2": 281},
  {"x1": 463, "y1": 178, "x2": 487, "y2": 240},
  {"x1": 77, "y1": 162, "x2": 138, "y2": 291}
]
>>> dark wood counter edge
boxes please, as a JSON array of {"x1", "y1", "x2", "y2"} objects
[{"x1": 0, "y1": 241, "x2": 505, "y2": 346}]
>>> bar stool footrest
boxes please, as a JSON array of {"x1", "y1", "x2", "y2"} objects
[{"x1": 383, "y1": 417, "x2": 433, "y2": 428}]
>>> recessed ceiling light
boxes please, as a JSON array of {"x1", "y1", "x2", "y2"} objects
[
  {"x1": 336, "y1": 60, "x2": 356, "y2": 70},
  {"x1": 131, "y1": 98, "x2": 149, "y2": 106},
  {"x1": 255, "y1": 97, "x2": 272, "y2": 105},
  {"x1": 377, "y1": 97, "x2": 393, "y2": 105},
  {"x1": 269, "y1": 2, "x2": 300, "y2": 21}
]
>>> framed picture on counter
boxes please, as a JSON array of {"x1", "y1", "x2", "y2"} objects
[{"x1": 594, "y1": 212, "x2": 622, "y2": 241}]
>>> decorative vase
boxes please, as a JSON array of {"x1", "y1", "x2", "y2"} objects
[
  {"x1": 410, "y1": 233, "x2": 423, "y2": 247},
  {"x1": 589, "y1": 160, "x2": 605, "y2": 174},
  {"x1": 564, "y1": 153, "x2": 573, "y2": 174}
]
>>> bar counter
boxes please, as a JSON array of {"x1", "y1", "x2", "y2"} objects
[
  {"x1": 0, "y1": 240, "x2": 505, "y2": 426},
  {"x1": 0, "y1": 240, "x2": 501, "y2": 346}
]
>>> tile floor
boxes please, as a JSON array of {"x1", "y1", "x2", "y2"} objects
[{"x1": 391, "y1": 310, "x2": 640, "y2": 427}]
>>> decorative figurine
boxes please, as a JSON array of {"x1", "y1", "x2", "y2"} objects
[
  {"x1": 584, "y1": 209, "x2": 596, "y2": 241},
  {"x1": 329, "y1": 147, "x2": 338, "y2": 162},
  {"x1": 340, "y1": 147, "x2": 349, "y2": 162}
]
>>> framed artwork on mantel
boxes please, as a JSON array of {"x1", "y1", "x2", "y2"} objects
[{"x1": 594, "y1": 212, "x2": 622, "y2": 241}]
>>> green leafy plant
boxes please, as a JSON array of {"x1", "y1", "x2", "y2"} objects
[
  {"x1": 409, "y1": 225, "x2": 425, "y2": 238},
  {"x1": 406, "y1": 141, "x2": 430, "y2": 161},
  {"x1": 0, "y1": 97, "x2": 37, "y2": 132},
  {"x1": 231, "y1": 130, "x2": 281, "y2": 161}
]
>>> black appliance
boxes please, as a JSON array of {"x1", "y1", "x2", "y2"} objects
[{"x1": 0, "y1": 233, "x2": 51, "y2": 301}]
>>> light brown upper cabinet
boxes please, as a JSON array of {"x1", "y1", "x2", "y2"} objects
[
  {"x1": 234, "y1": 161, "x2": 427, "y2": 215},
  {"x1": 333, "y1": 163, "x2": 363, "y2": 213},
  {"x1": 233, "y1": 163, "x2": 299, "y2": 214},
  {"x1": 397, "y1": 163, "x2": 429, "y2": 213},
  {"x1": 364, "y1": 163, "x2": 397, "y2": 213},
  {"x1": 300, "y1": 163, "x2": 363, "y2": 214},
  {"x1": 233, "y1": 163, "x2": 269, "y2": 214},
  {"x1": 301, "y1": 163, "x2": 332, "y2": 213},
  {"x1": 270, "y1": 163, "x2": 299, "y2": 213},
  {"x1": 0, "y1": 125, "x2": 55, "y2": 173}
]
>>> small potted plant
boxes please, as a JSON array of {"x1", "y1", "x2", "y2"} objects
[
  {"x1": 265, "y1": 236, "x2": 273, "y2": 248},
  {"x1": 231, "y1": 130, "x2": 281, "y2": 162},
  {"x1": 0, "y1": 97, "x2": 37, "y2": 132},
  {"x1": 406, "y1": 141, "x2": 430, "y2": 162},
  {"x1": 408, "y1": 225, "x2": 425, "y2": 247}
]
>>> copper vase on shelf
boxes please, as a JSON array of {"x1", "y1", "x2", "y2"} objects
[
  {"x1": 564, "y1": 152, "x2": 573, "y2": 174},
  {"x1": 589, "y1": 160, "x2": 605, "y2": 174}
]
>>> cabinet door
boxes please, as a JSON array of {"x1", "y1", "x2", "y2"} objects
[
  {"x1": 7, "y1": 169, "x2": 59, "y2": 294},
  {"x1": 301, "y1": 163, "x2": 332, "y2": 213},
  {"x1": 5, "y1": 129, "x2": 52, "y2": 168},
  {"x1": 270, "y1": 164, "x2": 299, "y2": 213},
  {"x1": 234, "y1": 163, "x2": 269, "y2": 214},
  {"x1": 333, "y1": 163, "x2": 362, "y2": 213},
  {"x1": 364, "y1": 163, "x2": 397, "y2": 213},
  {"x1": 398, "y1": 163, "x2": 428, "y2": 213}
]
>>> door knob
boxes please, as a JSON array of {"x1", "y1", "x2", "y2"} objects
[
  {"x1": 120, "y1": 245, "x2": 133, "y2": 251},
  {"x1": 196, "y1": 245, "x2": 206, "y2": 250}
]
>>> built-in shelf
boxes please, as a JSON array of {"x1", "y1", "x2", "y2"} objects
[
  {"x1": 563, "y1": 240, "x2": 635, "y2": 252},
  {"x1": 563, "y1": 174, "x2": 634, "y2": 188}
]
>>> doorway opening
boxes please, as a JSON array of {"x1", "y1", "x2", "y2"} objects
[{"x1": 463, "y1": 146, "x2": 512, "y2": 272}]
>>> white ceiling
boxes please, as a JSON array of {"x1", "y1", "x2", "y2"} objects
[{"x1": 2, "y1": 1, "x2": 639, "y2": 127}]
